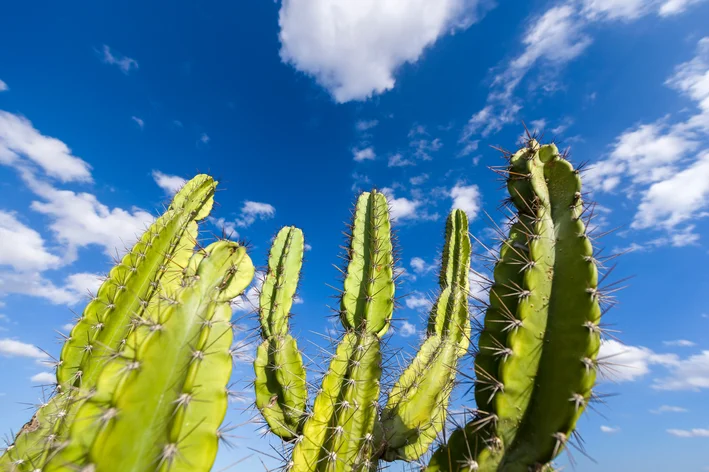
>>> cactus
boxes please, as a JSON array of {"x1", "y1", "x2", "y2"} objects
[
  {"x1": 426, "y1": 141, "x2": 602, "y2": 471},
  {"x1": 0, "y1": 175, "x2": 217, "y2": 472},
  {"x1": 254, "y1": 193, "x2": 473, "y2": 471},
  {"x1": 254, "y1": 226, "x2": 308, "y2": 439},
  {"x1": 44, "y1": 240, "x2": 254, "y2": 472}
]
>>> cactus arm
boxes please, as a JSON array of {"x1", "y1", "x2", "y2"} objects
[
  {"x1": 0, "y1": 175, "x2": 216, "y2": 472},
  {"x1": 254, "y1": 226, "x2": 308, "y2": 440},
  {"x1": 427, "y1": 143, "x2": 601, "y2": 472},
  {"x1": 379, "y1": 210, "x2": 471, "y2": 462},
  {"x1": 340, "y1": 191, "x2": 395, "y2": 336},
  {"x1": 45, "y1": 241, "x2": 254, "y2": 472},
  {"x1": 290, "y1": 190, "x2": 393, "y2": 472},
  {"x1": 498, "y1": 146, "x2": 600, "y2": 469}
]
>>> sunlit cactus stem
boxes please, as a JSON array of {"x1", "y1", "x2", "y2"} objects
[
  {"x1": 0, "y1": 175, "x2": 217, "y2": 472},
  {"x1": 377, "y1": 209, "x2": 472, "y2": 462},
  {"x1": 44, "y1": 240, "x2": 255, "y2": 472},
  {"x1": 290, "y1": 190, "x2": 394, "y2": 472},
  {"x1": 427, "y1": 141, "x2": 602, "y2": 471},
  {"x1": 254, "y1": 226, "x2": 308, "y2": 440}
]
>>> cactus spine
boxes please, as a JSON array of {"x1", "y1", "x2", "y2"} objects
[
  {"x1": 427, "y1": 141, "x2": 601, "y2": 471},
  {"x1": 254, "y1": 226, "x2": 308, "y2": 439},
  {"x1": 45, "y1": 240, "x2": 254, "y2": 472},
  {"x1": 0, "y1": 175, "x2": 217, "y2": 472}
]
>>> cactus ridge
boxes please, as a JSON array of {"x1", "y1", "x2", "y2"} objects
[
  {"x1": 427, "y1": 142, "x2": 602, "y2": 472},
  {"x1": 254, "y1": 226, "x2": 308, "y2": 440},
  {"x1": 0, "y1": 175, "x2": 217, "y2": 472},
  {"x1": 45, "y1": 240, "x2": 255, "y2": 472},
  {"x1": 377, "y1": 209, "x2": 472, "y2": 462}
]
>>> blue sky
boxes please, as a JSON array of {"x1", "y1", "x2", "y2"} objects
[{"x1": 1, "y1": 0, "x2": 709, "y2": 470}]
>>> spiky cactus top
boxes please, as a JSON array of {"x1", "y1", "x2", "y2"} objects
[
  {"x1": 427, "y1": 141, "x2": 601, "y2": 472},
  {"x1": 0, "y1": 175, "x2": 217, "y2": 472}
]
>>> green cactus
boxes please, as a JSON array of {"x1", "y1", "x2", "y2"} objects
[
  {"x1": 0, "y1": 175, "x2": 217, "y2": 472},
  {"x1": 254, "y1": 193, "x2": 473, "y2": 472},
  {"x1": 254, "y1": 226, "x2": 308, "y2": 439},
  {"x1": 427, "y1": 141, "x2": 602, "y2": 472},
  {"x1": 377, "y1": 209, "x2": 471, "y2": 462},
  {"x1": 43, "y1": 240, "x2": 254, "y2": 472}
]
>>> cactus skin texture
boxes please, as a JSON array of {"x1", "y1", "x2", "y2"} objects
[
  {"x1": 290, "y1": 190, "x2": 393, "y2": 472},
  {"x1": 253, "y1": 194, "x2": 474, "y2": 472},
  {"x1": 254, "y1": 226, "x2": 308, "y2": 440},
  {"x1": 427, "y1": 142, "x2": 602, "y2": 472},
  {"x1": 377, "y1": 210, "x2": 471, "y2": 462},
  {"x1": 0, "y1": 175, "x2": 217, "y2": 472},
  {"x1": 44, "y1": 240, "x2": 254, "y2": 472}
]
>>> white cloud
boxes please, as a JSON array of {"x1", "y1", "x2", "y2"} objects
[
  {"x1": 410, "y1": 256, "x2": 436, "y2": 275},
  {"x1": 0, "y1": 270, "x2": 104, "y2": 305},
  {"x1": 660, "y1": 0, "x2": 708, "y2": 16},
  {"x1": 200, "y1": 133, "x2": 210, "y2": 144},
  {"x1": 450, "y1": 184, "x2": 481, "y2": 219},
  {"x1": 232, "y1": 272, "x2": 264, "y2": 313},
  {"x1": 64, "y1": 273, "x2": 103, "y2": 297},
  {"x1": 209, "y1": 217, "x2": 239, "y2": 239},
  {"x1": 398, "y1": 320, "x2": 417, "y2": 338},
  {"x1": 632, "y1": 152, "x2": 709, "y2": 230},
  {"x1": 353, "y1": 147, "x2": 376, "y2": 162},
  {"x1": 131, "y1": 116, "x2": 144, "y2": 129},
  {"x1": 406, "y1": 291, "x2": 433, "y2": 311},
  {"x1": 152, "y1": 170, "x2": 186, "y2": 195},
  {"x1": 26, "y1": 176, "x2": 154, "y2": 260},
  {"x1": 667, "y1": 428, "x2": 709, "y2": 438},
  {"x1": 61, "y1": 323, "x2": 74, "y2": 332},
  {"x1": 666, "y1": 37, "x2": 709, "y2": 121},
  {"x1": 600, "y1": 425, "x2": 620, "y2": 434},
  {"x1": 582, "y1": 0, "x2": 654, "y2": 20},
  {"x1": 0, "y1": 110, "x2": 92, "y2": 182},
  {"x1": 30, "y1": 372, "x2": 56, "y2": 384},
  {"x1": 278, "y1": 0, "x2": 491, "y2": 102},
  {"x1": 381, "y1": 188, "x2": 425, "y2": 221},
  {"x1": 598, "y1": 339, "x2": 679, "y2": 382},
  {"x1": 0, "y1": 211, "x2": 61, "y2": 272},
  {"x1": 663, "y1": 340, "x2": 697, "y2": 347},
  {"x1": 654, "y1": 351, "x2": 709, "y2": 391},
  {"x1": 409, "y1": 174, "x2": 429, "y2": 186},
  {"x1": 100, "y1": 45, "x2": 138, "y2": 74},
  {"x1": 356, "y1": 120, "x2": 379, "y2": 131},
  {"x1": 388, "y1": 153, "x2": 415, "y2": 167},
  {"x1": 0, "y1": 338, "x2": 48, "y2": 359},
  {"x1": 651, "y1": 405, "x2": 688, "y2": 414},
  {"x1": 235, "y1": 201, "x2": 276, "y2": 228},
  {"x1": 0, "y1": 79, "x2": 8, "y2": 92}
]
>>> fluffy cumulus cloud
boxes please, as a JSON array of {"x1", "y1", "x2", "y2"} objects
[
  {"x1": 588, "y1": 38, "x2": 709, "y2": 243},
  {"x1": 152, "y1": 170, "x2": 186, "y2": 195},
  {"x1": 236, "y1": 201, "x2": 276, "y2": 228},
  {"x1": 654, "y1": 351, "x2": 709, "y2": 391},
  {"x1": 597, "y1": 339, "x2": 678, "y2": 382},
  {"x1": 0, "y1": 111, "x2": 92, "y2": 182},
  {"x1": 278, "y1": 0, "x2": 491, "y2": 102},
  {"x1": 0, "y1": 79, "x2": 8, "y2": 92},
  {"x1": 450, "y1": 184, "x2": 481, "y2": 219},
  {"x1": 30, "y1": 372, "x2": 56, "y2": 384},
  {"x1": 0, "y1": 338, "x2": 48, "y2": 359},
  {"x1": 0, "y1": 211, "x2": 61, "y2": 272},
  {"x1": 405, "y1": 291, "x2": 433, "y2": 311},
  {"x1": 398, "y1": 320, "x2": 417, "y2": 338},
  {"x1": 353, "y1": 147, "x2": 376, "y2": 162}
]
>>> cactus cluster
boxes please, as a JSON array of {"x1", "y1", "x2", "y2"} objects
[
  {"x1": 1, "y1": 139, "x2": 608, "y2": 472},
  {"x1": 1, "y1": 176, "x2": 255, "y2": 472}
]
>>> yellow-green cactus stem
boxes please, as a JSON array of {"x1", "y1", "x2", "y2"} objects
[
  {"x1": 378, "y1": 210, "x2": 471, "y2": 461},
  {"x1": 45, "y1": 240, "x2": 254, "y2": 472},
  {"x1": 0, "y1": 175, "x2": 217, "y2": 472},
  {"x1": 254, "y1": 226, "x2": 308, "y2": 440}
]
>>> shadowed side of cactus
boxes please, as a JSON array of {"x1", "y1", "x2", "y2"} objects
[
  {"x1": 427, "y1": 142, "x2": 602, "y2": 472},
  {"x1": 44, "y1": 240, "x2": 254, "y2": 472},
  {"x1": 0, "y1": 175, "x2": 217, "y2": 472},
  {"x1": 254, "y1": 226, "x2": 308, "y2": 440}
]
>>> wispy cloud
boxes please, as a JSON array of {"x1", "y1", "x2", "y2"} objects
[
  {"x1": 0, "y1": 79, "x2": 8, "y2": 92},
  {"x1": 152, "y1": 170, "x2": 186, "y2": 196},
  {"x1": 0, "y1": 338, "x2": 48, "y2": 359},
  {"x1": 99, "y1": 45, "x2": 139, "y2": 74},
  {"x1": 131, "y1": 116, "x2": 144, "y2": 129},
  {"x1": 236, "y1": 201, "x2": 276, "y2": 228}
]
